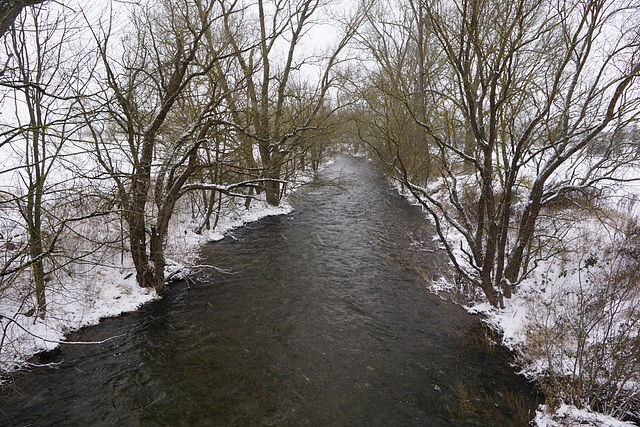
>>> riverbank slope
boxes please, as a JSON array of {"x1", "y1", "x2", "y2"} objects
[
  {"x1": 390, "y1": 165, "x2": 640, "y2": 426},
  {"x1": 0, "y1": 178, "x2": 313, "y2": 375}
]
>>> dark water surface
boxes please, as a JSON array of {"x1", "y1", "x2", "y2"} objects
[{"x1": 0, "y1": 155, "x2": 538, "y2": 425}]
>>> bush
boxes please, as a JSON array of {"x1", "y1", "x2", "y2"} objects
[{"x1": 521, "y1": 225, "x2": 640, "y2": 421}]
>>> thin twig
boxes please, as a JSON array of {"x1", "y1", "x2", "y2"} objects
[{"x1": 0, "y1": 315, "x2": 126, "y2": 346}]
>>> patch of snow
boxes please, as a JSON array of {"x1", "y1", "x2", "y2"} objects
[
  {"x1": 0, "y1": 266, "x2": 155, "y2": 371},
  {"x1": 535, "y1": 404, "x2": 636, "y2": 427}
]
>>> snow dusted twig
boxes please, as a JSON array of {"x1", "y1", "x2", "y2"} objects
[
  {"x1": 179, "y1": 178, "x2": 290, "y2": 198},
  {"x1": 0, "y1": 315, "x2": 126, "y2": 346},
  {"x1": 190, "y1": 264, "x2": 236, "y2": 275}
]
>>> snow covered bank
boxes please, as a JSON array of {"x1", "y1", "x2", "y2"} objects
[
  {"x1": 390, "y1": 171, "x2": 640, "y2": 426},
  {"x1": 0, "y1": 188, "x2": 302, "y2": 376}
]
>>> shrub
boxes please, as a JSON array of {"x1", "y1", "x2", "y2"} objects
[{"x1": 521, "y1": 225, "x2": 640, "y2": 421}]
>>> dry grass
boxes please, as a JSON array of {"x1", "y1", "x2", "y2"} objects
[{"x1": 446, "y1": 380, "x2": 534, "y2": 426}]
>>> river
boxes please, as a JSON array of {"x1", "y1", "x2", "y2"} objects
[{"x1": 0, "y1": 155, "x2": 538, "y2": 425}]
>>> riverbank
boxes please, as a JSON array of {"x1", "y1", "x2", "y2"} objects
[
  {"x1": 390, "y1": 168, "x2": 640, "y2": 426},
  {"x1": 0, "y1": 170, "x2": 322, "y2": 375}
]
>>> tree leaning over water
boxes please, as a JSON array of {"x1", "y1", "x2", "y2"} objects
[{"x1": 355, "y1": 0, "x2": 640, "y2": 307}]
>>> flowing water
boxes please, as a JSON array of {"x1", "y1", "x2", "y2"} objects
[{"x1": 0, "y1": 155, "x2": 538, "y2": 425}]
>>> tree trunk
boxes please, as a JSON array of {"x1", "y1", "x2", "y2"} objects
[
  {"x1": 265, "y1": 157, "x2": 282, "y2": 206},
  {"x1": 128, "y1": 212, "x2": 150, "y2": 290},
  {"x1": 0, "y1": 0, "x2": 45, "y2": 38},
  {"x1": 149, "y1": 226, "x2": 166, "y2": 294},
  {"x1": 127, "y1": 162, "x2": 153, "y2": 288},
  {"x1": 265, "y1": 177, "x2": 281, "y2": 206},
  {"x1": 197, "y1": 189, "x2": 217, "y2": 233},
  {"x1": 504, "y1": 184, "x2": 544, "y2": 285},
  {"x1": 27, "y1": 211, "x2": 46, "y2": 319},
  {"x1": 259, "y1": 138, "x2": 282, "y2": 206}
]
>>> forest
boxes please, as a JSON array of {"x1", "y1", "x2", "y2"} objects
[{"x1": 1, "y1": 0, "x2": 640, "y2": 424}]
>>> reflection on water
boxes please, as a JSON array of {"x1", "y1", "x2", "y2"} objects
[{"x1": 0, "y1": 155, "x2": 538, "y2": 425}]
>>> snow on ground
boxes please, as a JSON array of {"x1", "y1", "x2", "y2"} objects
[{"x1": 535, "y1": 404, "x2": 636, "y2": 427}]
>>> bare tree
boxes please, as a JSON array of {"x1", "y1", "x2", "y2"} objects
[
  {"x1": 0, "y1": 3, "x2": 84, "y2": 318},
  {"x1": 349, "y1": 0, "x2": 438, "y2": 186},
  {"x1": 359, "y1": 0, "x2": 640, "y2": 307},
  {"x1": 80, "y1": 0, "x2": 239, "y2": 293}
]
